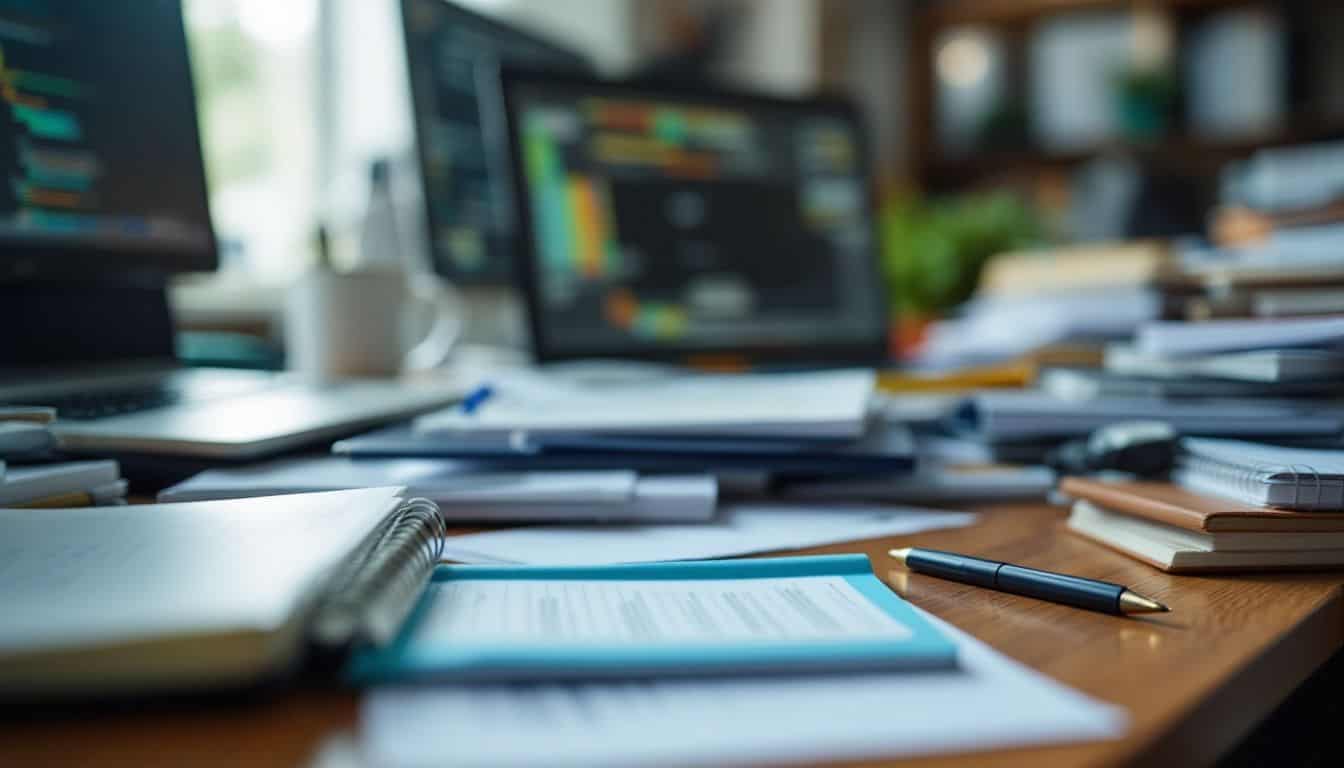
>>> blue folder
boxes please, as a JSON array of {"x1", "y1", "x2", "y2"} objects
[
  {"x1": 331, "y1": 422, "x2": 916, "y2": 476},
  {"x1": 346, "y1": 554, "x2": 957, "y2": 683}
]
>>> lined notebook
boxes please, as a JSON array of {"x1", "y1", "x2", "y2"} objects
[
  {"x1": 1, "y1": 488, "x2": 445, "y2": 698},
  {"x1": 1177, "y1": 438, "x2": 1344, "y2": 511}
]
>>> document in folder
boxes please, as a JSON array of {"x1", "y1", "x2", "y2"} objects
[{"x1": 347, "y1": 555, "x2": 957, "y2": 682}]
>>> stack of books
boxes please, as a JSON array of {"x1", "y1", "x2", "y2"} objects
[
  {"x1": 915, "y1": 241, "x2": 1180, "y2": 369},
  {"x1": 1063, "y1": 438, "x2": 1344, "y2": 572},
  {"x1": 1, "y1": 405, "x2": 127, "y2": 507}
]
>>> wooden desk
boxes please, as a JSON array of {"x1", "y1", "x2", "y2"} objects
[{"x1": 4, "y1": 502, "x2": 1343, "y2": 767}]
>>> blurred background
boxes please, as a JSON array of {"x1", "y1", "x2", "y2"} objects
[{"x1": 176, "y1": 0, "x2": 1344, "y2": 353}]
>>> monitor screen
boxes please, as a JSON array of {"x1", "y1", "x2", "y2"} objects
[
  {"x1": 401, "y1": 0, "x2": 588, "y2": 285},
  {"x1": 501, "y1": 72, "x2": 889, "y2": 364},
  {"x1": 0, "y1": 0, "x2": 216, "y2": 279}
]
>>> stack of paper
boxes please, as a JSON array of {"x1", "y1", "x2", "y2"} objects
[
  {"x1": 358, "y1": 607, "x2": 1126, "y2": 768},
  {"x1": 948, "y1": 390, "x2": 1343, "y2": 443},
  {"x1": 0, "y1": 460, "x2": 126, "y2": 508},
  {"x1": 1134, "y1": 315, "x2": 1344, "y2": 358},
  {"x1": 159, "y1": 457, "x2": 716, "y2": 523},
  {"x1": 437, "y1": 503, "x2": 977, "y2": 565},
  {"x1": 336, "y1": 369, "x2": 915, "y2": 480},
  {"x1": 415, "y1": 369, "x2": 878, "y2": 440}
]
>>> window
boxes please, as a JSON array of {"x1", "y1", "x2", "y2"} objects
[{"x1": 185, "y1": 0, "x2": 319, "y2": 282}]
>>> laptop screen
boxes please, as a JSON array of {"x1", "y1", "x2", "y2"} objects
[
  {"x1": 501, "y1": 71, "x2": 889, "y2": 365},
  {"x1": 0, "y1": 0, "x2": 216, "y2": 280}
]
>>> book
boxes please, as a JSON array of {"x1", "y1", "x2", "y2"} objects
[
  {"x1": 1068, "y1": 499, "x2": 1344, "y2": 552},
  {"x1": 0, "y1": 487, "x2": 445, "y2": 698},
  {"x1": 976, "y1": 241, "x2": 1181, "y2": 297},
  {"x1": 917, "y1": 289, "x2": 1161, "y2": 369},
  {"x1": 0, "y1": 460, "x2": 121, "y2": 507},
  {"x1": 1175, "y1": 438, "x2": 1344, "y2": 510},
  {"x1": 1067, "y1": 499, "x2": 1344, "y2": 573},
  {"x1": 158, "y1": 458, "x2": 718, "y2": 523},
  {"x1": 1058, "y1": 476, "x2": 1344, "y2": 531},
  {"x1": 949, "y1": 391, "x2": 1343, "y2": 442},
  {"x1": 1186, "y1": 286, "x2": 1344, "y2": 320},
  {"x1": 346, "y1": 554, "x2": 958, "y2": 682},
  {"x1": 414, "y1": 370, "x2": 876, "y2": 440},
  {"x1": 1134, "y1": 315, "x2": 1344, "y2": 357},
  {"x1": 1105, "y1": 345, "x2": 1344, "y2": 383}
]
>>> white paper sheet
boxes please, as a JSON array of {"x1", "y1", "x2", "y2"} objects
[
  {"x1": 415, "y1": 369, "x2": 876, "y2": 440},
  {"x1": 438, "y1": 503, "x2": 977, "y2": 565},
  {"x1": 412, "y1": 576, "x2": 912, "y2": 647},
  {"x1": 359, "y1": 607, "x2": 1127, "y2": 768}
]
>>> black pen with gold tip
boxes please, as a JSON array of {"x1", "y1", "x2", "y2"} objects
[{"x1": 889, "y1": 547, "x2": 1169, "y2": 616}]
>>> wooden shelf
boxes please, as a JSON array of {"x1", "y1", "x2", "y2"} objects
[
  {"x1": 921, "y1": 0, "x2": 1260, "y2": 30},
  {"x1": 921, "y1": 118, "x2": 1344, "y2": 187}
]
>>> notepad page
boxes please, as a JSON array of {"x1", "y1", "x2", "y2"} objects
[
  {"x1": 410, "y1": 576, "x2": 913, "y2": 646},
  {"x1": 1182, "y1": 438, "x2": 1344, "y2": 478}
]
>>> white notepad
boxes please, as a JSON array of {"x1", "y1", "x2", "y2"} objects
[{"x1": 1177, "y1": 438, "x2": 1344, "y2": 511}]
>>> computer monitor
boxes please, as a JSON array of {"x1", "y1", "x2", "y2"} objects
[
  {"x1": 400, "y1": 0, "x2": 589, "y2": 286},
  {"x1": 500, "y1": 70, "x2": 890, "y2": 365},
  {"x1": 0, "y1": 0, "x2": 216, "y2": 280}
]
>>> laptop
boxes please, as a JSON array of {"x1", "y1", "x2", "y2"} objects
[
  {"x1": 0, "y1": 1, "x2": 461, "y2": 460},
  {"x1": 498, "y1": 69, "x2": 890, "y2": 366}
]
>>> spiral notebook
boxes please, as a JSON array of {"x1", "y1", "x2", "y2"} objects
[
  {"x1": 0, "y1": 487, "x2": 446, "y2": 698},
  {"x1": 1177, "y1": 438, "x2": 1344, "y2": 511}
]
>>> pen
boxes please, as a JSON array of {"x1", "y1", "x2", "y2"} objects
[
  {"x1": 460, "y1": 384, "x2": 495, "y2": 415},
  {"x1": 889, "y1": 547, "x2": 1169, "y2": 616}
]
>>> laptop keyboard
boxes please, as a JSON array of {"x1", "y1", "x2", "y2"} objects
[
  {"x1": 31, "y1": 370, "x2": 281, "y2": 421},
  {"x1": 38, "y1": 385, "x2": 186, "y2": 420}
]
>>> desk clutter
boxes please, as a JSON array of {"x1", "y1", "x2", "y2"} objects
[
  {"x1": 1, "y1": 408, "x2": 127, "y2": 508},
  {"x1": 11, "y1": 1, "x2": 1344, "y2": 762}
]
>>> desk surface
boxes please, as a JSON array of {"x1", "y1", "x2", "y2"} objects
[{"x1": 3, "y1": 503, "x2": 1343, "y2": 767}]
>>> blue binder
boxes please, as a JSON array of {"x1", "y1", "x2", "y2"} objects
[{"x1": 346, "y1": 554, "x2": 957, "y2": 683}]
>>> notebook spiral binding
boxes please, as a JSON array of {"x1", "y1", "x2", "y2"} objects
[{"x1": 312, "y1": 497, "x2": 447, "y2": 648}]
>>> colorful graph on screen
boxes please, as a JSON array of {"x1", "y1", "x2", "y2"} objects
[
  {"x1": 514, "y1": 83, "x2": 884, "y2": 355},
  {"x1": 524, "y1": 112, "x2": 624, "y2": 280}
]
